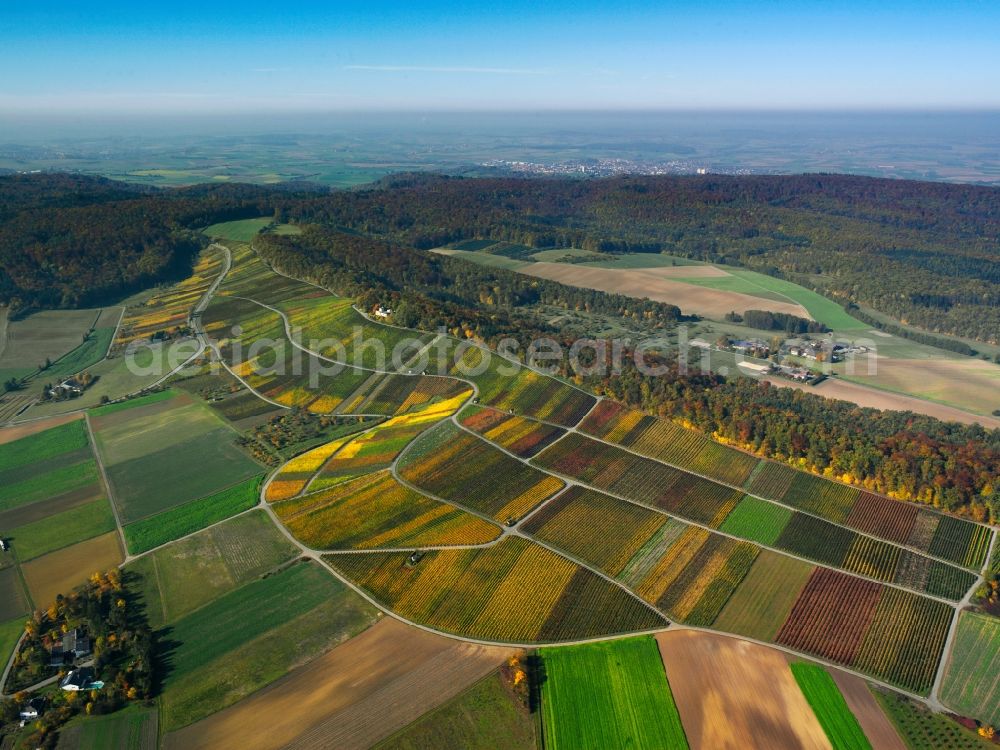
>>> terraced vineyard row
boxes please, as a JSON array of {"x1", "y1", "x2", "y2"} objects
[
  {"x1": 579, "y1": 400, "x2": 760, "y2": 486},
  {"x1": 324, "y1": 536, "x2": 667, "y2": 642},
  {"x1": 273, "y1": 471, "x2": 501, "y2": 549},
  {"x1": 532, "y1": 432, "x2": 975, "y2": 600},
  {"x1": 750, "y1": 461, "x2": 991, "y2": 569},
  {"x1": 398, "y1": 421, "x2": 564, "y2": 522}
]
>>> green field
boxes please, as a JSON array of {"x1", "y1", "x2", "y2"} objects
[
  {"x1": 9, "y1": 497, "x2": 115, "y2": 561},
  {"x1": 43, "y1": 324, "x2": 118, "y2": 381},
  {"x1": 0, "y1": 617, "x2": 24, "y2": 667},
  {"x1": 0, "y1": 419, "x2": 88, "y2": 471},
  {"x1": 0, "y1": 567, "x2": 29, "y2": 620},
  {"x1": 539, "y1": 636, "x2": 689, "y2": 750},
  {"x1": 55, "y1": 704, "x2": 158, "y2": 750},
  {"x1": 0, "y1": 459, "x2": 99, "y2": 513},
  {"x1": 790, "y1": 662, "x2": 872, "y2": 750},
  {"x1": 377, "y1": 672, "x2": 536, "y2": 750},
  {"x1": 23, "y1": 340, "x2": 199, "y2": 417},
  {"x1": 90, "y1": 389, "x2": 175, "y2": 417},
  {"x1": 431, "y1": 247, "x2": 529, "y2": 270},
  {"x1": 712, "y1": 550, "x2": 814, "y2": 641},
  {"x1": 202, "y1": 217, "x2": 272, "y2": 242},
  {"x1": 126, "y1": 510, "x2": 299, "y2": 628},
  {"x1": 578, "y1": 253, "x2": 704, "y2": 269},
  {"x1": 719, "y1": 495, "x2": 793, "y2": 545},
  {"x1": 0, "y1": 308, "x2": 103, "y2": 381},
  {"x1": 158, "y1": 560, "x2": 378, "y2": 730},
  {"x1": 875, "y1": 690, "x2": 996, "y2": 750},
  {"x1": 122, "y1": 474, "x2": 264, "y2": 554},
  {"x1": 93, "y1": 391, "x2": 262, "y2": 523},
  {"x1": 940, "y1": 611, "x2": 1000, "y2": 726}
]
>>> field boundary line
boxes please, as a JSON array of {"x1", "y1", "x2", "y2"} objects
[{"x1": 85, "y1": 412, "x2": 132, "y2": 563}]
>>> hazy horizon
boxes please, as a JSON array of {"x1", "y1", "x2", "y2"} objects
[{"x1": 4, "y1": 1, "x2": 999, "y2": 115}]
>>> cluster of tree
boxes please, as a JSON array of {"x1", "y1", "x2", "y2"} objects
[
  {"x1": 2, "y1": 569, "x2": 154, "y2": 747},
  {"x1": 844, "y1": 304, "x2": 982, "y2": 358},
  {"x1": 254, "y1": 225, "x2": 685, "y2": 340},
  {"x1": 238, "y1": 407, "x2": 369, "y2": 465},
  {"x1": 8, "y1": 172, "x2": 999, "y2": 343},
  {"x1": 272, "y1": 173, "x2": 1000, "y2": 343},
  {"x1": 576, "y1": 351, "x2": 1000, "y2": 519},
  {"x1": 725, "y1": 309, "x2": 828, "y2": 334}
]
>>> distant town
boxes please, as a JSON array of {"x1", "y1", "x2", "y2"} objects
[{"x1": 481, "y1": 158, "x2": 766, "y2": 178}]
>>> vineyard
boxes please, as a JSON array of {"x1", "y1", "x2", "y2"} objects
[
  {"x1": 520, "y1": 486, "x2": 669, "y2": 576},
  {"x1": 776, "y1": 568, "x2": 952, "y2": 694},
  {"x1": 112, "y1": 245, "x2": 224, "y2": 351},
  {"x1": 272, "y1": 471, "x2": 501, "y2": 549},
  {"x1": 749, "y1": 462, "x2": 991, "y2": 569},
  {"x1": 533, "y1": 432, "x2": 975, "y2": 600},
  {"x1": 459, "y1": 405, "x2": 566, "y2": 458},
  {"x1": 324, "y1": 537, "x2": 667, "y2": 642},
  {"x1": 579, "y1": 400, "x2": 759, "y2": 486},
  {"x1": 398, "y1": 422, "x2": 565, "y2": 522},
  {"x1": 444, "y1": 342, "x2": 596, "y2": 426}
]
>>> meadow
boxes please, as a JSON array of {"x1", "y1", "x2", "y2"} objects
[
  {"x1": 539, "y1": 636, "x2": 688, "y2": 750},
  {"x1": 940, "y1": 611, "x2": 1000, "y2": 726},
  {"x1": 55, "y1": 704, "x2": 158, "y2": 750},
  {"x1": 158, "y1": 560, "x2": 379, "y2": 731},
  {"x1": 202, "y1": 217, "x2": 274, "y2": 242},
  {"x1": 122, "y1": 474, "x2": 265, "y2": 554},
  {"x1": 0, "y1": 307, "x2": 106, "y2": 381},
  {"x1": 790, "y1": 662, "x2": 873, "y2": 750},
  {"x1": 126, "y1": 511, "x2": 299, "y2": 628},
  {"x1": 93, "y1": 390, "x2": 262, "y2": 523}
]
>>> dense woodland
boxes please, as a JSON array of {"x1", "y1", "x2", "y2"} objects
[{"x1": 2, "y1": 173, "x2": 999, "y2": 517}]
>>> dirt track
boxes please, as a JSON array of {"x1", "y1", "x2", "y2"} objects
[
  {"x1": 521, "y1": 262, "x2": 812, "y2": 319},
  {"x1": 164, "y1": 616, "x2": 512, "y2": 750},
  {"x1": 657, "y1": 630, "x2": 831, "y2": 750}
]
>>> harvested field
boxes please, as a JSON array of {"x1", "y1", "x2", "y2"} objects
[
  {"x1": 520, "y1": 261, "x2": 811, "y2": 319},
  {"x1": 164, "y1": 617, "x2": 511, "y2": 750},
  {"x1": 829, "y1": 671, "x2": 907, "y2": 750},
  {"x1": 0, "y1": 308, "x2": 103, "y2": 375},
  {"x1": 657, "y1": 630, "x2": 830, "y2": 750},
  {"x1": 0, "y1": 412, "x2": 82, "y2": 445},
  {"x1": 774, "y1": 377, "x2": 1000, "y2": 429},
  {"x1": 21, "y1": 531, "x2": 123, "y2": 607}
]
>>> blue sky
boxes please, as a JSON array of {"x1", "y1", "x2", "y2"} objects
[{"x1": 2, "y1": 1, "x2": 998, "y2": 113}]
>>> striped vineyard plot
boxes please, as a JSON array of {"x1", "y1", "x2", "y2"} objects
[
  {"x1": 775, "y1": 568, "x2": 952, "y2": 694},
  {"x1": 323, "y1": 536, "x2": 667, "y2": 642},
  {"x1": 272, "y1": 471, "x2": 501, "y2": 549},
  {"x1": 398, "y1": 422, "x2": 564, "y2": 522},
  {"x1": 520, "y1": 486, "x2": 670, "y2": 576},
  {"x1": 445, "y1": 343, "x2": 595, "y2": 427},
  {"x1": 578, "y1": 400, "x2": 759, "y2": 486},
  {"x1": 459, "y1": 405, "x2": 565, "y2": 458}
]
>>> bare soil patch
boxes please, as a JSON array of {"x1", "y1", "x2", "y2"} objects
[
  {"x1": 21, "y1": 531, "x2": 123, "y2": 607},
  {"x1": 830, "y1": 670, "x2": 906, "y2": 750},
  {"x1": 164, "y1": 617, "x2": 511, "y2": 750},
  {"x1": 521, "y1": 262, "x2": 811, "y2": 319},
  {"x1": 656, "y1": 629, "x2": 831, "y2": 750},
  {"x1": 0, "y1": 412, "x2": 83, "y2": 445},
  {"x1": 769, "y1": 378, "x2": 1000, "y2": 429}
]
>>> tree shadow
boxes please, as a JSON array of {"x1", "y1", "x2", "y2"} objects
[{"x1": 526, "y1": 653, "x2": 546, "y2": 714}]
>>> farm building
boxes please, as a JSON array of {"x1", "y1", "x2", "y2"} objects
[
  {"x1": 48, "y1": 627, "x2": 91, "y2": 666},
  {"x1": 60, "y1": 667, "x2": 103, "y2": 692}
]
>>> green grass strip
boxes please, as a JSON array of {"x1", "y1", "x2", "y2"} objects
[
  {"x1": 10, "y1": 498, "x2": 116, "y2": 561},
  {"x1": 539, "y1": 636, "x2": 689, "y2": 749},
  {"x1": 0, "y1": 459, "x2": 99, "y2": 512},
  {"x1": 791, "y1": 662, "x2": 872, "y2": 750},
  {"x1": 719, "y1": 495, "x2": 793, "y2": 546},
  {"x1": 123, "y1": 475, "x2": 265, "y2": 554},
  {"x1": 0, "y1": 419, "x2": 89, "y2": 471},
  {"x1": 89, "y1": 389, "x2": 176, "y2": 417}
]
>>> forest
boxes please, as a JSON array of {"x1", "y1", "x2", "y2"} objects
[{"x1": 4, "y1": 172, "x2": 999, "y2": 340}]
